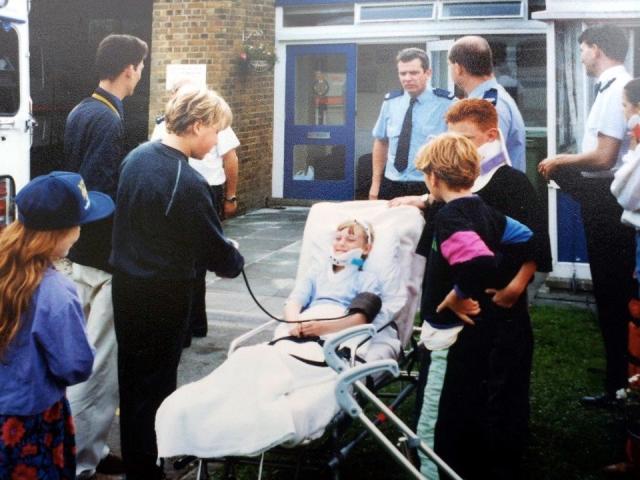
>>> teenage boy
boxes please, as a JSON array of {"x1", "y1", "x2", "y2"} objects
[
  {"x1": 63, "y1": 33, "x2": 148, "y2": 480},
  {"x1": 393, "y1": 98, "x2": 551, "y2": 478}
]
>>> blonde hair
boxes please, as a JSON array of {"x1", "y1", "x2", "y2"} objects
[
  {"x1": 0, "y1": 222, "x2": 77, "y2": 357},
  {"x1": 336, "y1": 219, "x2": 374, "y2": 245},
  {"x1": 414, "y1": 132, "x2": 480, "y2": 190},
  {"x1": 164, "y1": 87, "x2": 232, "y2": 135}
]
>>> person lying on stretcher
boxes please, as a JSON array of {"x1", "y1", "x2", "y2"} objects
[
  {"x1": 275, "y1": 219, "x2": 386, "y2": 341},
  {"x1": 155, "y1": 219, "x2": 390, "y2": 459}
]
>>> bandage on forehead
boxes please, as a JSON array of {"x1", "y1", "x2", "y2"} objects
[{"x1": 337, "y1": 218, "x2": 372, "y2": 244}]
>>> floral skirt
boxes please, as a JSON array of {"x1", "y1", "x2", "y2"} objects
[{"x1": 0, "y1": 397, "x2": 76, "y2": 479}]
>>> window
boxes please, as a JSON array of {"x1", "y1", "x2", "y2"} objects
[
  {"x1": 0, "y1": 26, "x2": 19, "y2": 116},
  {"x1": 440, "y1": 1, "x2": 523, "y2": 19},
  {"x1": 357, "y1": 3, "x2": 435, "y2": 23},
  {"x1": 283, "y1": 4, "x2": 354, "y2": 27}
]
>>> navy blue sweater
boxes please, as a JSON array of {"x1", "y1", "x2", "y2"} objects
[
  {"x1": 63, "y1": 87, "x2": 125, "y2": 271},
  {"x1": 110, "y1": 141, "x2": 244, "y2": 281}
]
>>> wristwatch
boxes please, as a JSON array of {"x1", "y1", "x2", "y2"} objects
[{"x1": 224, "y1": 196, "x2": 237, "y2": 203}]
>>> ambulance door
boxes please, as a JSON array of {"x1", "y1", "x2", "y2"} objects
[{"x1": 0, "y1": 0, "x2": 33, "y2": 226}]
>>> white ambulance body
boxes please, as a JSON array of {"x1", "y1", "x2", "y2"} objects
[{"x1": 0, "y1": 0, "x2": 33, "y2": 225}]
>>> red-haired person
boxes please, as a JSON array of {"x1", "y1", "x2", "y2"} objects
[{"x1": 0, "y1": 172, "x2": 114, "y2": 478}]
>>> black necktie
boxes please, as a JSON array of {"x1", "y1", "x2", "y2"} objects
[
  {"x1": 394, "y1": 97, "x2": 417, "y2": 172},
  {"x1": 594, "y1": 81, "x2": 602, "y2": 97}
]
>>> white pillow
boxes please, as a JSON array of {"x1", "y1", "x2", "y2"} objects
[{"x1": 296, "y1": 200, "x2": 425, "y2": 348}]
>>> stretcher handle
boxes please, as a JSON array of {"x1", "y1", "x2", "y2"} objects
[
  {"x1": 323, "y1": 324, "x2": 377, "y2": 372},
  {"x1": 334, "y1": 360, "x2": 399, "y2": 416}
]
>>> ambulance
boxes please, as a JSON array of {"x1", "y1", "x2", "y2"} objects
[{"x1": 0, "y1": 0, "x2": 34, "y2": 226}]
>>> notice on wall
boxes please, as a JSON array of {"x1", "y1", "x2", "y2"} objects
[{"x1": 165, "y1": 64, "x2": 207, "y2": 90}]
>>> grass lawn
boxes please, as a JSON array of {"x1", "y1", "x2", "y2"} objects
[{"x1": 219, "y1": 305, "x2": 626, "y2": 479}]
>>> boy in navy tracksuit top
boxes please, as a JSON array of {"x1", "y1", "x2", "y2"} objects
[{"x1": 413, "y1": 133, "x2": 535, "y2": 480}]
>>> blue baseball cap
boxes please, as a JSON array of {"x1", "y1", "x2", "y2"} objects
[{"x1": 15, "y1": 171, "x2": 115, "y2": 231}]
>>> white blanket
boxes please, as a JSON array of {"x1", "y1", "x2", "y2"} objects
[
  {"x1": 156, "y1": 305, "x2": 352, "y2": 459},
  {"x1": 156, "y1": 341, "x2": 339, "y2": 458}
]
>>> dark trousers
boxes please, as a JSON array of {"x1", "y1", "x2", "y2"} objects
[
  {"x1": 415, "y1": 312, "x2": 532, "y2": 479},
  {"x1": 112, "y1": 271, "x2": 192, "y2": 479},
  {"x1": 554, "y1": 167, "x2": 636, "y2": 393},
  {"x1": 379, "y1": 177, "x2": 427, "y2": 200}
]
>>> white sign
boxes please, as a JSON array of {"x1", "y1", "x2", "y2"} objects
[{"x1": 165, "y1": 64, "x2": 207, "y2": 90}]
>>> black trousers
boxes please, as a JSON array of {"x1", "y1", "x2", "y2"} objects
[
  {"x1": 112, "y1": 271, "x2": 192, "y2": 480},
  {"x1": 554, "y1": 167, "x2": 636, "y2": 393},
  {"x1": 379, "y1": 177, "x2": 427, "y2": 200}
]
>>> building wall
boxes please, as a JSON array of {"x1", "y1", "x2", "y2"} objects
[{"x1": 149, "y1": 0, "x2": 275, "y2": 212}]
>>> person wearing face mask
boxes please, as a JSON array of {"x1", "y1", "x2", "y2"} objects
[
  {"x1": 392, "y1": 98, "x2": 551, "y2": 479},
  {"x1": 611, "y1": 78, "x2": 640, "y2": 297},
  {"x1": 110, "y1": 87, "x2": 244, "y2": 479}
]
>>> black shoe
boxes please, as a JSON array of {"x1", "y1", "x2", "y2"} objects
[
  {"x1": 580, "y1": 392, "x2": 621, "y2": 408},
  {"x1": 96, "y1": 453, "x2": 126, "y2": 475}
]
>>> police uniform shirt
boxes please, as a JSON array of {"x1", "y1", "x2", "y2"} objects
[
  {"x1": 372, "y1": 88, "x2": 453, "y2": 183},
  {"x1": 469, "y1": 78, "x2": 526, "y2": 173},
  {"x1": 581, "y1": 64, "x2": 632, "y2": 178}
]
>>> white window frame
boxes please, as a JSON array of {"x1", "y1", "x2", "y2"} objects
[
  {"x1": 438, "y1": 0, "x2": 525, "y2": 21},
  {"x1": 355, "y1": 2, "x2": 436, "y2": 24},
  {"x1": 427, "y1": 39, "x2": 455, "y2": 91}
]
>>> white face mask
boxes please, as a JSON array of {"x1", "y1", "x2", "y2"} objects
[
  {"x1": 330, "y1": 248, "x2": 364, "y2": 268},
  {"x1": 476, "y1": 139, "x2": 502, "y2": 161}
]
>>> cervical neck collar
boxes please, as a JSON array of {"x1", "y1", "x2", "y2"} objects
[{"x1": 330, "y1": 248, "x2": 365, "y2": 268}]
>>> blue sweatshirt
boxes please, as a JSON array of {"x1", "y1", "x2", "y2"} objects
[
  {"x1": 110, "y1": 141, "x2": 244, "y2": 280},
  {"x1": 0, "y1": 268, "x2": 95, "y2": 415}
]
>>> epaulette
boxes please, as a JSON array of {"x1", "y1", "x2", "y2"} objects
[
  {"x1": 155, "y1": 114, "x2": 165, "y2": 125},
  {"x1": 383, "y1": 89, "x2": 404, "y2": 101},
  {"x1": 482, "y1": 88, "x2": 498, "y2": 106},
  {"x1": 432, "y1": 88, "x2": 455, "y2": 100}
]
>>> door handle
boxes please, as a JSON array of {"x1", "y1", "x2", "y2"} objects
[{"x1": 307, "y1": 131, "x2": 331, "y2": 140}]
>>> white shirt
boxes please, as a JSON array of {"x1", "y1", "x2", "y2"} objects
[
  {"x1": 581, "y1": 65, "x2": 632, "y2": 178},
  {"x1": 150, "y1": 122, "x2": 240, "y2": 186}
]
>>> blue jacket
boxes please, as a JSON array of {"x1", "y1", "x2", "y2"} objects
[{"x1": 0, "y1": 268, "x2": 94, "y2": 415}]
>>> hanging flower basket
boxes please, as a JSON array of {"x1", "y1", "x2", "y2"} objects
[{"x1": 239, "y1": 43, "x2": 277, "y2": 73}]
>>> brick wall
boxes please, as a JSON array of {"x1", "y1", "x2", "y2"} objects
[{"x1": 149, "y1": 0, "x2": 275, "y2": 212}]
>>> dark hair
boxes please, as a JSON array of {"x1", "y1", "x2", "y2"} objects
[
  {"x1": 448, "y1": 37, "x2": 493, "y2": 77},
  {"x1": 95, "y1": 34, "x2": 149, "y2": 81},
  {"x1": 625, "y1": 78, "x2": 640, "y2": 105},
  {"x1": 396, "y1": 48, "x2": 429, "y2": 71},
  {"x1": 578, "y1": 25, "x2": 628, "y2": 63}
]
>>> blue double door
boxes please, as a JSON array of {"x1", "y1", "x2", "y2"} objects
[{"x1": 284, "y1": 44, "x2": 357, "y2": 200}]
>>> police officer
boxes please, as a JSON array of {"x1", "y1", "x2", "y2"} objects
[
  {"x1": 369, "y1": 47, "x2": 454, "y2": 200},
  {"x1": 448, "y1": 36, "x2": 527, "y2": 173},
  {"x1": 539, "y1": 25, "x2": 635, "y2": 408}
]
